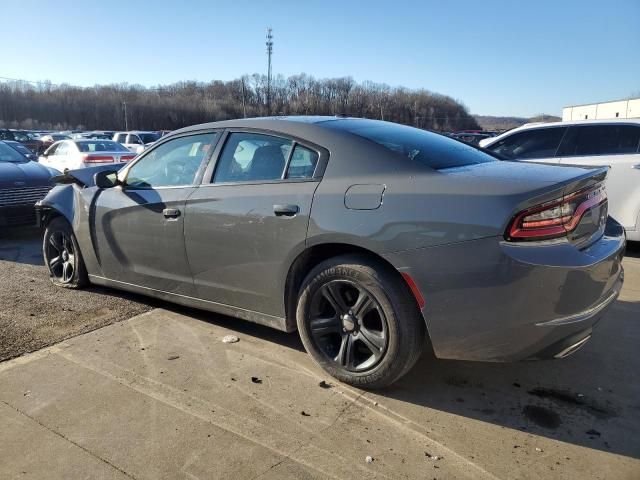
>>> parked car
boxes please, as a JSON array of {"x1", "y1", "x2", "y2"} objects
[
  {"x1": 36, "y1": 117, "x2": 624, "y2": 387},
  {"x1": 450, "y1": 132, "x2": 492, "y2": 145},
  {"x1": 113, "y1": 131, "x2": 161, "y2": 154},
  {"x1": 4, "y1": 140, "x2": 39, "y2": 161},
  {"x1": 481, "y1": 119, "x2": 640, "y2": 241},
  {"x1": 70, "y1": 132, "x2": 113, "y2": 140},
  {"x1": 37, "y1": 134, "x2": 71, "y2": 154},
  {"x1": 38, "y1": 139, "x2": 136, "y2": 171},
  {"x1": 0, "y1": 141, "x2": 58, "y2": 227},
  {"x1": 0, "y1": 129, "x2": 42, "y2": 153}
]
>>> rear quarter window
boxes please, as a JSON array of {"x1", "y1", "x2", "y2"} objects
[
  {"x1": 326, "y1": 119, "x2": 494, "y2": 170},
  {"x1": 557, "y1": 125, "x2": 640, "y2": 156}
]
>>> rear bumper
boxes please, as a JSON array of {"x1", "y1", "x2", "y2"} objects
[{"x1": 384, "y1": 217, "x2": 626, "y2": 362}]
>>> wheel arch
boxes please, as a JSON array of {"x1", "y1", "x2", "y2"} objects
[{"x1": 283, "y1": 242, "x2": 426, "y2": 333}]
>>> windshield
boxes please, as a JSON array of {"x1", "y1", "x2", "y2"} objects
[
  {"x1": 139, "y1": 133, "x2": 160, "y2": 144},
  {"x1": 325, "y1": 119, "x2": 495, "y2": 170},
  {"x1": 0, "y1": 142, "x2": 28, "y2": 162},
  {"x1": 11, "y1": 143, "x2": 33, "y2": 155},
  {"x1": 75, "y1": 140, "x2": 129, "y2": 153}
]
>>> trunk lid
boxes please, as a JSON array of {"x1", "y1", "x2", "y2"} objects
[{"x1": 440, "y1": 161, "x2": 609, "y2": 246}]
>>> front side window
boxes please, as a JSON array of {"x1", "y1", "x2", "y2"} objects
[
  {"x1": 45, "y1": 143, "x2": 59, "y2": 156},
  {"x1": 126, "y1": 133, "x2": 217, "y2": 188},
  {"x1": 557, "y1": 125, "x2": 640, "y2": 156},
  {"x1": 127, "y1": 134, "x2": 142, "y2": 145},
  {"x1": 488, "y1": 127, "x2": 567, "y2": 160},
  {"x1": 213, "y1": 132, "x2": 292, "y2": 183}
]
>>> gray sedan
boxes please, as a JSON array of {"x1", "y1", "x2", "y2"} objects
[{"x1": 36, "y1": 117, "x2": 625, "y2": 387}]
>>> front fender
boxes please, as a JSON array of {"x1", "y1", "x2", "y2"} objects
[
  {"x1": 35, "y1": 184, "x2": 78, "y2": 227},
  {"x1": 36, "y1": 183, "x2": 102, "y2": 277}
]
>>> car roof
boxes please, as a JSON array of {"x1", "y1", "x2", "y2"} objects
[
  {"x1": 482, "y1": 118, "x2": 640, "y2": 146},
  {"x1": 170, "y1": 116, "x2": 388, "y2": 143},
  {"x1": 511, "y1": 118, "x2": 640, "y2": 132}
]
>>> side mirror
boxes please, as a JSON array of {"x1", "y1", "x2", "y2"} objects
[{"x1": 94, "y1": 170, "x2": 120, "y2": 189}]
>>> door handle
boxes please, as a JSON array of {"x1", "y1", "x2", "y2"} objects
[
  {"x1": 163, "y1": 208, "x2": 181, "y2": 218},
  {"x1": 273, "y1": 204, "x2": 299, "y2": 217}
]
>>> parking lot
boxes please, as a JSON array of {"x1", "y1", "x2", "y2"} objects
[{"x1": 0, "y1": 227, "x2": 638, "y2": 479}]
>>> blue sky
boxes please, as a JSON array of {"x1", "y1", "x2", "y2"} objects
[{"x1": 3, "y1": 0, "x2": 639, "y2": 117}]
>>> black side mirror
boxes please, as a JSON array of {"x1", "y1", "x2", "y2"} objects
[{"x1": 94, "y1": 170, "x2": 120, "y2": 189}]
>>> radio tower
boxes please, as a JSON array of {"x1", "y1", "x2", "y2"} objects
[{"x1": 266, "y1": 28, "x2": 273, "y2": 115}]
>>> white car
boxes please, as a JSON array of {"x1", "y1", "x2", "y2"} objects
[
  {"x1": 113, "y1": 131, "x2": 160, "y2": 154},
  {"x1": 482, "y1": 119, "x2": 640, "y2": 240},
  {"x1": 38, "y1": 139, "x2": 136, "y2": 172}
]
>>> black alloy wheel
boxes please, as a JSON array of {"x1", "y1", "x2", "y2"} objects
[
  {"x1": 43, "y1": 217, "x2": 88, "y2": 289},
  {"x1": 308, "y1": 280, "x2": 388, "y2": 372},
  {"x1": 296, "y1": 255, "x2": 425, "y2": 388}
]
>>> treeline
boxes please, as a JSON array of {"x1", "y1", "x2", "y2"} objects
[{"x1": 0, "y1": 74, "x2": 479, "y2": 132}]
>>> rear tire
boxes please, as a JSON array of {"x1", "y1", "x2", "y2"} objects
[
  {"x1": 296, "y1": 254, "x2": 425, "y2": 389},
  {"x1": 43, "y1": 217, "x2": 88, "y2": 289}
]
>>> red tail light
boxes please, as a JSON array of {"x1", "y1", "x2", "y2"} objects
[
  {"x1": 120, "y1": 155, "x2": 135, "y2": 162},
  {"x1": 82, "y1": 154, "x2": 114, "y2": 163},
  {"x1": 507, "y1": 184, "x2": 607, "y2": 241}
]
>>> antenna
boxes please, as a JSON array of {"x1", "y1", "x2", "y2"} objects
[{"x1": 266, "y1": 27, "x2": 273, "y2": 116}]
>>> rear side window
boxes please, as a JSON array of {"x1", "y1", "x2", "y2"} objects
[
  {"x1": 55, "y1": 142, "x2": 70, "y2": 156},
  {"x1": 488, "y1": 127, "x2": 566, "y2": 160},
  {"x1": 557, "y1": 125, "x2": 640, "y2": 156},
  {"x1": 286, "y1": 145, "x2": 319, "y2": 179},
  {"x1": 325, "y1": 119, "x2": 494, "y2": 170},
  {"x1": 127, "y1": 134, "x2": 142, "y2": 145},
  {"x1": 114, "y1": 133, "x2": 127, "y2": 143},
  {"x1": 213, "y1": 132, "x2": 292, "y2": 183}
]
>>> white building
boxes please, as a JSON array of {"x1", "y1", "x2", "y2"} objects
[{"x1": 563, "y1": 97, "x2": 640, "y2": 121}]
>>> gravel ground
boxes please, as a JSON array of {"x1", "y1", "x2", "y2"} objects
[{"x1": 0, "y1": 226, "x2": 152, "y2": 361}]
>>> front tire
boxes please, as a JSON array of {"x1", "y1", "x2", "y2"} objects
[
  {"x1": 296, "y1": 255, "x2": 425, "y2": 389},
  {"x1": 43, "y1": 217, "x2": 88, "y2": 289}
]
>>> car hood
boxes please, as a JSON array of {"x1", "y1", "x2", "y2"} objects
[
  {"x1": 52, "y1": 163, "x2": 127, "y2": 187},
  {"x1": 0, "y1": 161, "x2": 58, "y2": 188}
]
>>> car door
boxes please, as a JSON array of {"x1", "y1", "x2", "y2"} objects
[
  {"x1": 92, "y1": 132, "x2": 220, "y2": 295},
  {"x1": 184, "y1": 130, "x2": 326, "y2": 318},
  {"x1": 555, "y1": 124, "x2": 640, "y2": 230}
]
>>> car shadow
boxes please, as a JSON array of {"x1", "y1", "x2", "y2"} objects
[
  {"x1": 160, "y1": 297, "x2": 640, "y2": 460},
  {"x1": 0, "y1": 226, "x2": 44, "y2": 266},
  {"x1": 373, "y1": 298, "x2": 640, "y2": 460},
  {"x1": 626, "y1": 241, "x2": 640, "y2": 258}
]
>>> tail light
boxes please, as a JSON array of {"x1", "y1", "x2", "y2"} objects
[
  {"x1": 82, "y1": 154, "x2": 114, "y2": 163},
  {"x1": 507, "y1": 184, "x2": 607, "y2": 241},
  {"x1": 120, "y1": 155, "x2": 135, "y2": 162}
]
